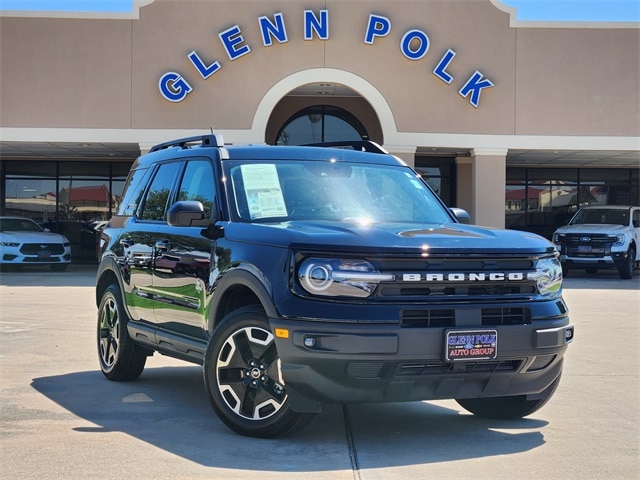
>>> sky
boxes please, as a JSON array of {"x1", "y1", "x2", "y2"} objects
[{"x1": 0, "y1": 0, "x2": 638, "y2": 22}]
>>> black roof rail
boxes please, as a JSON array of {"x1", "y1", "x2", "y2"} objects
[
  {"x1": 302, "y1": 140, "x2": 388, "y2": 154},
  {"x1": 150, "y1": 133, "x2": 225, "y2": 152}
]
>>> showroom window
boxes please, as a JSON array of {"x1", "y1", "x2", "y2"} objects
[
  {"x1": 1, "y1": 159, "x2": 132, "y2": 262},
  {"x1": 506, "y1": 167, "x2": 639, "y2": 239},
  {"x1": 276, "y1": 105, "x2": 368, "y2": 145},
  {"x1": 1, "y1": 160, "x2": 130, "y2": 222},
  {"x1": 414, "y1": 157, "x2": 456, "y2": 207}
]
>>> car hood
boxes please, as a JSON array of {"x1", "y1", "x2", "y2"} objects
[
  {"x1": 224, "y1": 220, "x2": 556, "y2": 254},
  {"x1": 0, "y1": 231, "x2": 70, "y2": 243},
  {"x1": 554, "y1": 224, "x2": 628, "y2": 235}
]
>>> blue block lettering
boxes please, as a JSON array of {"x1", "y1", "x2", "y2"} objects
[
  {"x1": 304, "y1": 9, "x2": 329, "y2": 40},
  {"x1": 219, "y1": 25, "x2": 251, "y2": 60},
  {"x1": 401, "y1": 29, "x2": 429, "y2": 60},
  {"x1": 459, "y1": 70, "x2": 494, "y2": 108},
  {"x1": 158, "y1": 72, "x2": 193, "y2": 102},
  {"x1": 259, "y1": 12, "x2": 288, "y2": 46},
  {"x1": 433, "y1": 48, "x2": 456, "y2": 84},
  {"x1": 187, "y1": 51, "x2": 221, "y2": 80},
  {"x1": 364, "y1": 14, "x2": 391, "y2": 44}
]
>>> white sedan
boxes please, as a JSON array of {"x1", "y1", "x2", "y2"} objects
[{"x1": 0, "y1": 216, "x2": 71, "y2": 271}]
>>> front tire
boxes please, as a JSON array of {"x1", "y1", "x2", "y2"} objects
[
  {"x1": 97, "y1": 284, "x2": 147, "y2": 381},
  {"x1": 203, "y1": 306, "x2": 315, "y2": 438},
  {"x1": 456, "y1": 375, "x2": 561, "y2": 420},
  {"x1": 618, "y1": 247, "x2": 635, "y2": 280}
]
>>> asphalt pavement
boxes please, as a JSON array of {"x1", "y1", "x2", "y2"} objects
[{"x1": 0, "y1": 265, "x2": 638, "y2": 480}]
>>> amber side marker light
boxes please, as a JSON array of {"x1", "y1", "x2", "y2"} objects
[{"x1": 275, "y1": 328, "x2": 289, "y2": 339}]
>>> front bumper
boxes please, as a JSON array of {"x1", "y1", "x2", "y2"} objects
[
  {"x1": 0, "y1": 249, "x2": 71, "y2": 265},
  {"x1": 559, "y1": 251, "x2": 627, "y2": 268},
  {"x1": 270, "y1": 315, "x2": 573, "y2": 410}
]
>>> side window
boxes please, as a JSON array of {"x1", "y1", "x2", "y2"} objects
[
  {"x1": 633, "y1": 209, "x2": 640, "y2": 227},
  {"x1": 139, "y1": 162, "x2": 181, "y2": 221},
  {"x1": 177, "y1": 159, "x2": 216, "y2": 219}
]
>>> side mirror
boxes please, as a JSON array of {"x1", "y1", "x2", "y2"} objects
[
  {"x1": 167, "y1": 201, "x2": 211, "y2": 227},
  {"x1": 450, "y1": 208, "x2": 471, "y2": 225}
]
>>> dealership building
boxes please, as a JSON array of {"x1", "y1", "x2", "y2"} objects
[{"x1": 1, "y1": 0, "x2": 638, "y2": 251}]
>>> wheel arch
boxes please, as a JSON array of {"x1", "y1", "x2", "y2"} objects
[
  {"x1": 208, "y1": 268, "x2": 279, "y2": 335},
  {"x1": 96, "y1": 256, "x2": 126, "y2": 308}
]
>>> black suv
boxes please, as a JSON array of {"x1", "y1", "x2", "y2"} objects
[{"x1": 96, "y1": 134, "x2": 574, "y2": 437}]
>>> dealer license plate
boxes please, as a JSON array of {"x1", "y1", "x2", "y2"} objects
[
  {"x1": 577, "y1": 245, "x2": 592, "y2": 253},
  {"x1": 446, "y1": 330, "x2": 498, "y2": 362},
  {"x1": 37, "y1": 250, "x2": 51, "y2": 259}
]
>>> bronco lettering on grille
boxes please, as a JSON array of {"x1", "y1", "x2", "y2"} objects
[{"x1": 401, "y1": 272, "x2": 525, "y2": 282}]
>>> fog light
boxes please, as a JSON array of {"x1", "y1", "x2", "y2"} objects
[
  {"x1": 565, "y1": 327, "x2": 574, "y2": 342},
  {"x1": 304, "y1": 337, "x2": 316, "y2": 348}
]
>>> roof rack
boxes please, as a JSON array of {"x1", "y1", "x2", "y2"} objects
[
  {"x1": 150, "y1": 133, "x2": 224, "y2": 152},
  {"x1": 302, "y1": 140, "x2": 388, "y2": 154}
]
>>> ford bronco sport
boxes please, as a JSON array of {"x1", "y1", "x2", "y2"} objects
[{"x1": 96, "y1": 134, "x2": 574, "y2": 437}]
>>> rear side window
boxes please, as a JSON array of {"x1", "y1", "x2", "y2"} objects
[
  {"x1": 177, "y1": 159, "x2": 216, "y2": 219},
  {"x1": 139, "y1": 162, "x2": 181, "y2": 221}
]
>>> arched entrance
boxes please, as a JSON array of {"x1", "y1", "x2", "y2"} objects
[
  {"x1": 264, "y1": 82, "x2": 383, "y2": 146},
  {"x1": 275, "y1": 105, "x2": 368, "y2": 145}
]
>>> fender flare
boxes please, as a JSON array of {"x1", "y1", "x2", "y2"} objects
[
  {"x1": 208, "y1": 266, "x2": 280, "y2": 333},
  {"x1": 96, "y1": 255, "x2": 133, "y2": 317}
]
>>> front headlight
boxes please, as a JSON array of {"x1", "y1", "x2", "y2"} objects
[
  {"x1": 552, "y1": 233, "x2": 565, "y2": 244},
  {"x1": 614, "y1": 234, "x2": 626, "y2": 246},
  {"x1": 298, "y1": 258, "x2": 394, "y2": 298},
  {"x1": 528, "y1": 255, "x2": 563, "y2": 296},
  {"x1": 0, "y1": 242, "x2": 20, "y2": 247}
]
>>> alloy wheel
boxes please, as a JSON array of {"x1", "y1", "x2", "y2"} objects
[{"x1": 215, "y1": 326, "x2": 287, "y2": 421}]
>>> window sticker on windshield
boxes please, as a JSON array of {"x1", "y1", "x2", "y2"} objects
[{"x1": 240, "y1": 164, "x2": 288, "y2": 219}]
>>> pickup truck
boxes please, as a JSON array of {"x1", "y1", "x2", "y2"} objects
[{"x1": 553, "y1": 205, "x2": 640, "y2": 279}]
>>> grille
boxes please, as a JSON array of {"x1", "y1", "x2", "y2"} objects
[
  {"x1": 401, "y1": 309, "x2": 455, "y2": 328},
  {"x1": 372, "y1": 254, "x2": 538, "y2": 301},
  {"x1": 396, "y1": 360, "x2": 521, "y2": 376},
  {"x1": 401, "y1": 307, "x2": 530, "y2": 328},
  {"x1": 23, "y1": 257, "x2": 63, "y2": 263},
  {"x1": 481, "y1": 307, "x2": 530, "y2": 326},
  {"x1": 345, "y1": 359, "x2": 522, "y2": 380},
  {"x1": 20, "y1": 243, "x2": 65, "y2": 255},
  {"x1": 563, "y1": 234, "x2": 617, "y2": 258}
]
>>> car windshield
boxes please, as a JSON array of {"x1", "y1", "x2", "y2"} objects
[
  {"x1": 570, "y1": 208, "x2": 629, "y2": 226},
  {"x1": 226, "y1": 160, "x2": 452, "y2": 224},
  {"x1": 0, "y1": 218, "x2": 44, "y2": 232}
]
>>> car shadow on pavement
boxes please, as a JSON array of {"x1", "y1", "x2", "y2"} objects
[
  {"x1": 31, "y1": 365, "x2": 547, "y2": 471},
  {"x1": 0, "y1": 265, "x2": 97, "y2": 287}
]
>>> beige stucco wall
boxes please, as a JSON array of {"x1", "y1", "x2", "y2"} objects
[
  {"x1": 0, "y1": 18, "x2": 133, "y2": 128},
  {"x1": 514, "y1": 27, "x2": 640, "y2": 136},
  {"x1": 1, "y1": 0, "x2": 638, "y2": 137}
]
